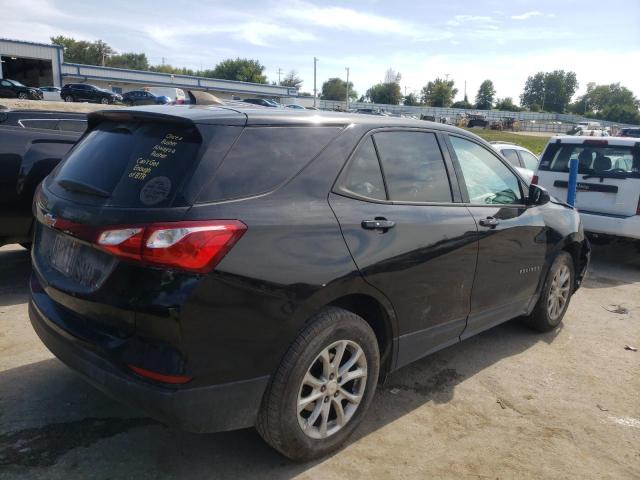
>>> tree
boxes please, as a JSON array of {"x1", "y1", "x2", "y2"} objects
[
  {"x1": 208, "y1": 58, "x2": 267, "y2": 84},
  {"x1": 494, "y1": 97, "x2": 521, "y2": 112},
  {"x1": 321, "y1": 77, "x2": 357, "y2": 101},
  {"x1": 384, "y1": 68, "x2": 402, "y2": 84},
  {"x1": 51, "y1": 36, "x2": 114, "y2": 65},
  {"x1": 149, "y1": 64, "x2": 195, "y2": 75},
  {"x1": 107, "y1": 52, "x2": 149, "y2": 70},
  {"x1": 571, "y1": 83, "x2": 640, "y2": 124},
  {"x1": 475, "y1": 80, "x2": 495, "y2": 110},
  {"x1": 451, "y1": 98, "x2": 473, "y2": 109},
  {"x1": 366, "y1": 82, "x2": 402, "y2": 105},
  {"x1": 420, "y1": 78, "x2": 458, "y2": 107},
  {"x1": 403, "y1": 92, "x2": 422, "y2": 106},
  {"x1": 520, "y1": 70, "x2": 578, "y2": 113},
  {"x1": 281, "y1": 70, "x2": 303, "y2": 89}
]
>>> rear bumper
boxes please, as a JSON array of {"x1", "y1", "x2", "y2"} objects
[
  {"x1": 29, "y1": 292, "x2": 269, "y2": 433},
  {"x1": 580, "y1": 211, "x2": 640, "y2": 240}
]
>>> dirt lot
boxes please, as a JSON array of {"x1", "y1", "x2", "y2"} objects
[{"x1": 0, "y1": 242, "x2": 638, "y2": 479}]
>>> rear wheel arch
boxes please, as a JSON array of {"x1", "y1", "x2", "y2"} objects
[{"x1": 327, "y1": 293, "x2": 396, "y2": 379}]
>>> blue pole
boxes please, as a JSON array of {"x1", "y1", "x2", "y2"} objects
[{"x1": 567, "y1": 157, "x2": 578, "y2": 206}]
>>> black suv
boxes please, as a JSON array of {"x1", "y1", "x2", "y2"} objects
[
  {"x1": 29, "y1": 106, "x2": 589, "y2": 460},
  {"x1": 61, "y1": 83, "x2": 122, "y2": 104},
  {"x1": 0, "y1": 79, "x2": 43, "y2": 100}
]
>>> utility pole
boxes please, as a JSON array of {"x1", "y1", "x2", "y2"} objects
[
  {"x1": 464, "y1": 80, "x2": 467, "y2": 99},
  {"x1": 313, "y1": 57, "x2": 318, "y2": 108},
  {"x1": 277, "y1": 68, "x2": 283, "y2": 85},
  {"x1": 345, "y1": 67, "x2": 350, "y2": 109}
]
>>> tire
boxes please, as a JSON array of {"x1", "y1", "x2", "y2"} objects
[
  {"x1": 64, "y1": 95, "x2": 74, "y2": 102},
  {"x1": 257, "y1": 307, "x2": 380, "y2": 460},
  {"x1": 17, "y1": 92, "x2": 28, "y2": 99},
  {"x1": 524, "y1": 251, "x2": 574, "y2": 332},
  {"x1": 100, "y1": 97, "x2": 110, "y2": 105}
]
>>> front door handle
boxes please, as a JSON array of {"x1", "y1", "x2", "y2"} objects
[
  {"x1": 479, "y1": 217, "x2": 499, "y2": 228},
  {"x1": 362, "y1": 218, "x2": 395, "y2": 231}
]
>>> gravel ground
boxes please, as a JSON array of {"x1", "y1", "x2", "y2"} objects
[{"x1": 0, "y1": 241, "x2": 638, "y2": 479}]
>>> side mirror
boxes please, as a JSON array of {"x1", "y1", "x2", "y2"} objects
[{"x1": 528, "y1": 184, "x2": 550, "y2": 206}]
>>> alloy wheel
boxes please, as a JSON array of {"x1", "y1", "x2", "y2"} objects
[
  {"x1": 297, "y1": 340, "x2": 367, "y2": 439},
  {"x1": 547, "y1": 264, "x2": 571, "y2": 320}
]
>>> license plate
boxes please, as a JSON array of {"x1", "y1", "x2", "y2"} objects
[{"x1": 50, "y1": 233, "x2": 81, "y2": 276}]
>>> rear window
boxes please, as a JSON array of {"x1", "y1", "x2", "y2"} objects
[
  {"x1": 539, "y1": 143, "x2": 640, "y2": 178},
  {"x1": 53, "y1": 120, "x2": 202, "y2": 207},
  {"x1": 198, "y1": 126, "x2": 341, "y2": 202}
]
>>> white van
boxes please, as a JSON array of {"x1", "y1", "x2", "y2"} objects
[
  {"x1": 144, "y1": 87, "x2": 186, "y2": 104},
  {"x1": 534, "y1": 136, "x2": 640, "y2": 240}
]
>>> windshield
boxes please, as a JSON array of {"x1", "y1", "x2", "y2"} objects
[
  {"x1": 8, "y1": 79, "x2": 26, "y2": 87},
  {"x1": 539, "y1": 143, "x2": 640, "y2": 178}
]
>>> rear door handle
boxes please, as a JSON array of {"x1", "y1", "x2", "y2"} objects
[
  {"x1": 479, "y1": 217, "x2": 499, "y2": 228},
  {"x1": 361, "y1": 218, "x2": 395, "y2": 230}
]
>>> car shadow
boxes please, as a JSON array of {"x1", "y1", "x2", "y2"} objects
[
  {"x1": 0, "y1": 319, "x2": 559, "y2": 477},
  {"x1": 0, "y1": 246, "x2": 30, "y2": 307},
  {"x1": 582, "y1": 240, "x2": 640, "y2": 289}
]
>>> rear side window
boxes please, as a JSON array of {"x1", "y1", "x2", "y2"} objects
[
  {"x1": 519, "y1": 150, "x2": 539, "y2": 170},
  {"x1": 198, "y1": 126, "x2": 341, "y2": 202},
  {"x1": 539, "y1": 143, "x2": 639, "y2": 177},
  {"x1": 374, "y1": 131, "x2": 452, "y2": 203},
  {"x1": 500, "y1": 149, "x2": 521, "y2": 166},
  {"x1": 340, "y1": 137, "x2": 386, "y2": 200},
  {"x1": 53, "y1": 120, "x2": 202, "y2": 207}
]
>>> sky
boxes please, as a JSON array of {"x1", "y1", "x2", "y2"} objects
[{"x1": 2, "y1": 0, "x2": 640, "y2": 103}]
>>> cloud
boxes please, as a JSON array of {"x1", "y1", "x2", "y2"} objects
[
  {"x1": 280, "y1": 1, "x2": 451, "y2": 41},
  {"x1": 511, "y1": 11, "x2": 543, "y2": 20},
  {"x1": 447, "y1": 15, "x2": 498, "y2": 27}
]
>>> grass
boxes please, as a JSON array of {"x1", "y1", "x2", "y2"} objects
[{"x1": 462, "y1": 128, "x2": 551, "y2": 155}]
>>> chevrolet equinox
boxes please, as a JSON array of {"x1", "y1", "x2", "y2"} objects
[{"x1": 29, "y1": 105, "x2": 590, "y2": 460}]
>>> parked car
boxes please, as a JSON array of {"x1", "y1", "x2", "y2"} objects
[
  {"x1": 617, "y1": 127, "x2": 640, "y2": 138},
  {"x1": 60, "y1": 83, "x2": 122, "y2": 104},
  {"x1": 0, "y1": 109, "x2": 85, "y2": 247},
  {"x1": 29, "y1": 106, "x2": 589, "y2": 460},
  {"x1": 242, "y1": 98, "x2": 278, "y2": 107},
  {"x1": 145, "y1": 87, "x2": 186, "y2": 104},
  {"x1": 122, "y1": 90, "x2": 171, "y2": 106},
  {"x1": 467, "y1": 114, "x2": 489, "y2": 128},
  {"x1": 491, "y1": 141, "x2": 539, "y2": 183},
  {"x1": 534, "y1": 136, "x2": 640, "y2": 241},
  {"x1": 39, "y1": 86, "x2": 62, "y2": 102},
  {"x1": 0, "y1": 79, "x2": 43, "y2": 100},
  {"x1": 285, "y1": 104, "x2": 306, "y2": 110}
]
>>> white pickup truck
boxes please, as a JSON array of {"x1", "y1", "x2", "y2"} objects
[{"x1": 534, "y1": 136, "x2": 640, "y2": 241}]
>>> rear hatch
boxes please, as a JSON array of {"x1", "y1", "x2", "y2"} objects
[
  {"x1": 33, "y1": 108, "x2": 245, "y2": 337},
  {"x1": 536, "y1": 138, "x2": 640, "y2": 216}
]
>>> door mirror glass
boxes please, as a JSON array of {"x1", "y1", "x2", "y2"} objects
[{"x1": 528, "y1": 184, "x2": 550, "y2": 205}]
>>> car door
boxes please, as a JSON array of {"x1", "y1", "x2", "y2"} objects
[
  {"x1": 142, "y1": 92, "x2": 155, "y2": 105},
  {"x1": 329, "y1": 129, "x2": 478, "y2": 368},
  {"x1": 446, "y1": 134, "x2": 547, "y2": 339},
  {"x1": 0, "y1": 80, "x2": 14, "y2": 98}
]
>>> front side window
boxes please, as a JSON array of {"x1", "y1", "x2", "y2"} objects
[
  {"x1": 340, "y1": 137, "x2": 386, "y2": 200},
  {"x1": 450, "y1": 136, "x2": 522, "y2": 205},
  {"x1": 374, "y1": 131, "x2": 452, "y2": 203}
]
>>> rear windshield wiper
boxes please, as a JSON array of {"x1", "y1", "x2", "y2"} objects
[{"x1": 57, "y1": 179, "x2": 110, "y2": 198}]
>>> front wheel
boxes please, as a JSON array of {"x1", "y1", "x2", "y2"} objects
[
  {"x1": 524, "y1": 252, "x2": 575, "y2": 332},
  {"x1": 100, "y1": 97, "x2": 110, "y2": 105},
  {"x1": 257, "y1": 307, "x2": 380, "y2": 460},
  {"x1": 17, "y1": 92, "x2": 28, "y2": 99}
]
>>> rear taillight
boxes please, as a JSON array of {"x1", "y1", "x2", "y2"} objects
[
  {"x1": 531, "y1": 175, "x2": 538, "y2": 185},
  {"x1": 97, "y1": 220, "x2": 246, "y2": 273}
]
